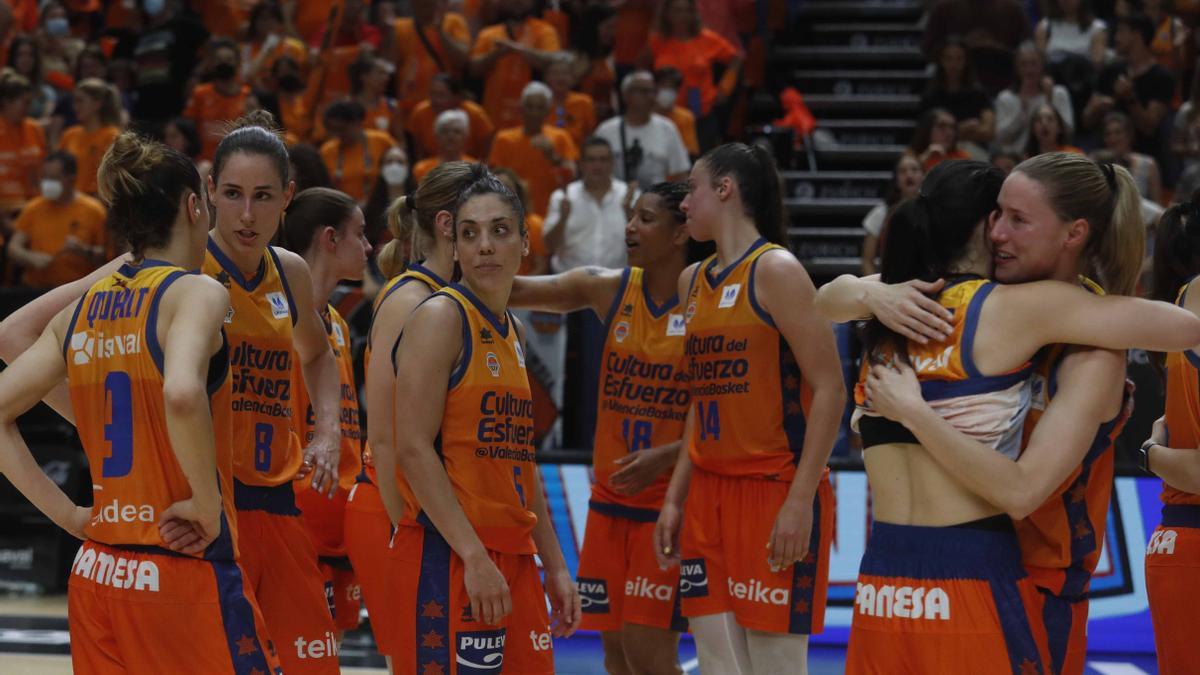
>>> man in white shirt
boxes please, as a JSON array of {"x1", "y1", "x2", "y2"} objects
[
  {"x1": 594, "y1": 70, "x2": 691, "y2": 190},
  {"x1": 544, "y1": 137, "x2": 634, "y2": 272}
]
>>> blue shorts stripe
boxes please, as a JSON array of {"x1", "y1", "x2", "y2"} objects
[
  {"x1": 211, "y1": 561, "x2": 275, "y2": 675},
  {"x1": 1040, "y1": 589, "x2": 1073, "y2": 675},
  {"x1": 787, "y1": 488, "x2": 822, "y2": 635},
  {"x1": 988, "y1": 577, "x2": 1046, "y2": 675},
  {"x1": 415, "y1": 528, "x2": 452, "y2": 674}
]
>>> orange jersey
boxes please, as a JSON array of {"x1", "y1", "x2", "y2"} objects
[
  {"x1": 517, "y1": 213, "x2": 546, "y2": 276},
  {"x1": 183, "y1": 83, "x2": 252, "y2": 161},
  {"x1": 1163, "y1": 277, "x2": 1200, "y2": 506},
  {"x1": 393, "y1": 14, "x2": 470, "y2": 111},
  {"x1": 320, "y1": 129, "x2": 397, "y2": 203},
  {"x1": 278, "y1": 91, "x2": 314, "y2": 142},
  {"x1": 65, "y1": 260, "x2": 237, "y2": 559},
  {"x1": 649, "y1": 29, "x2": 738, "y2": 116},
  {"x1": 412, "y1": 153, "x2": 476, "y2": 184},
  {"x1": 292, "y1": 305, "x2": 362, "y2": 492},
  {"x1": 551, "y1": 91, "x2": 597, "y2": 147},
  {"x1": 0, "y1": 116, "x2": 45, "y2": 210},
  {"x1": 471, "y1": 18, "x2": 562, "y2": 129},
  {"x1": 486, "y1": 125, "x2": 578, "y2": 216},
  {"x1": 397, "y1": 284, "x2": 538, "y2": 554},
  {"x1": 592, "y1": 268, "x2": 689, "y2": 512},
  {"x1": 203, "y1": 239, "x2": 303, "y2": 488},
  {"x1": 58, "y1": 124, "x2": 120, "y2": 195},
  {"x1": 408, "y1": 99, "x2": 494, "y2": 160},
  {"x1": 667, "y1": 106, "x2": 700, "y2": 156},
  {"x1": 13, "y1": 193, "x2": 107, "y2": 288},
  {"x1": 682, "y1": 240, "x2": 811, "y2": 480}
]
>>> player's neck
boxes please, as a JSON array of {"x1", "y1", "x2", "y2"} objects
[
  {"x1": 713, "y1": 218, "x2": 761, "y2": 271},
  {"x1": 211, "y1": 230, "x2": 264, "y2": 279},
  {"x1": 306, "y1": 253, "x2": 338, "y2": 309},
  {"x1": 424, "y1": 240, "x2": 456, "y2": 283},
  {"x1": 644, "y1": 254, "x2": 686, "y2": 303}
]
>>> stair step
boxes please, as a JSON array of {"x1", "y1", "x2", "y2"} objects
[
  {"x1": 803, "y1": 94, "x2": 921, "y2": 117},
  {"x1": 814, "y1": 145, "x2": 908, "y2": 170},
  {"x1": 795, "y1": 1, "x2": 923, "y2": 21},
  {"x1": 782, "y1": 172, "x2": 892, "y2": 200},
  {"x1": 805, "y1": 22, "x2": 924, "y2": 48},
  {"x1": 795, "y1": 256, "x2": 864, "y2": 277},
  {"x1": 786, "y1": 198, "x2": 878, "y2": 218},
  {"x1": 775, "y1": 46, "x2": 925, "y2": 68},
  {"x1": 793, "y1": 70, "x2": 929, "y2": 96},
  {"x1": 789, "y1": 226, "x2": 869, "y2": 238}
]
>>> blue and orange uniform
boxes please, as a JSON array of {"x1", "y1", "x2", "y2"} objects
[
  {"x1": 65, "y1": 260, "x2": 280, "y2": 675},
  {"x1": 203, "y1": 239, "x2": 339, "y2": 674},
  {"x1": 846, "y1": 276, "x2": 1048, "y2": 675},
  {"x1": 343, "y1": 262, "x2": 448, "y2": 656},
  {"x1": 386, "y1": 283, "x2": 554, "y2": 675},
  {"x1": 1146, "y1": 276, "x2": 1200, "y2": 675},
  {"x1": 678, "y1": 239, "x2": 834, "y2": 635},
  {"x1": 1017, "y1": 276, "x2": 1133, "y2": 675},
  {"x1": 293, "y1": 304, "x2": 364, "y2": 632},
  {"x1": 576, "y1": 267, "x2": 690, "y2": 632}
]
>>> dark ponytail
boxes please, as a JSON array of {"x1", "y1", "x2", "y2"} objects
[
  {"x1": 281, "y1": 187, "x2": 359, "y2": 255},
  {"x1": 700, "y1": 142, "x2": 787, "y2": 246},
  {"x1": 1151, "y1": 192, "x2": 1200, "y2": 305}
]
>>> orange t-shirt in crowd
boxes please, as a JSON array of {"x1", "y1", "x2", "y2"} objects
[
  {"x1": 471, "y1": 18, "x2": 561, "y2": 130},
  {"x1": 613, "y1": 2, "x2": 654, "y2": 66},
  {"x1": 199, "y1": 1, "x2": 250, "y2": 38},
  {"x1": 244, "y1": 36, "x2": 310, "y2": 83},
  {"x1": 551, "y1": 92, "x2": 596, "y2": 148},
  {"x1": 0, "y1": 117, "x2": 45, "y2": 211},
  {"x1": 364, "y1": 96, "x2": 399, "y2": 136},
  {"x1": 922, "y1": 147, "x2": 971, "y2": 171},
  {"x1": 579, "y1": 57, "x2": 616, "y2": 117},
  {"x1": 278, "y1": 91, "x2": 314, "y2": 142},
  {"x1": 518, "y1": 212, "x2": 547, "y2": 276},
  {"x1": 183, "y1": 83, "x2": 251, "y2": 161},
  {"x1": 408, "y1": 99, "x2": 495, "y2": 160},
  {"x1": 413, "y1": 154, "x2": 477, "y2": 184},
  {"x1": 394, "y1": 14, "x2": 471, "y2": 112},
  {"x1": 320, "y1": 129, "x2": 398, "y2": 203},
  {"x1": 650, "y1": 29, "x2": 739, "y2": 117},
  {"x1": 316, "y1": 45, "x2": 363, "y2": 106},
  {"x1": 666, "y1": 106, "x2": 700, "y2": 156},
  {"x1": 294, "y1": 0, "x2": 337, "y2": 44},
  {"x1": 13, "y1": 193, "x2": 106, "y2": 287},
  {"x1": 58, "y1": 124, "x2": 120, "y2": 195},
  {"x1": 487, "y1": 125, "x2": 578, "y2": 217}
]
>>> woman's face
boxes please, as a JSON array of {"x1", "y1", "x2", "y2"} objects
[
  {"x1": 2, "y1": 93, "x2": 30, "y2": 121},
  {"x1": 436, "y1": 121, "x2": 467, "y2": 156},
  {"x1": 895, "y1": 155, "x2": 924, "y2": 198},
  {"x1": 365, "y1": 63, "x2": 390, "y2": 94},
  {"x1": 14, "y1": 44, "x2": 35, "y2": 77},
  {"x1": 625, "y1": 193, "x2": 683, "y2": 269},
  {"x1": 1032, "y1": 106, "x2": 1060, "y2": 145},
  {"x1": 454, "y1": 192, "x2": 527, "y2": 289},
  {"x1": 1016, "y1": 50, "x2": 1043, "y2": 85},
  {"x1": 930, "y1": 112, "x2": 957, "y2": 147},
  {"x1": 667, "y1": 0, "x2": 694, "y2": 35},
  {"x1": 72, "y1": 90, "x2": 99, "y2": 121},
  {"x1": 940, "y1": 45, "x2": 967, "y2": 83},
  {"x1": 1104, "y1": 121, "x2": 1132, "y2": 153},
  {"x1": 1059, "y1": 0, "x2": 1081, "y2": 15},
  {"x1": 680, "y1": 161, "x2": 720, "y2": 242},
  {"x1": 989, "y1": 171, "x2": 1071, "y2": 284},
  {"x1": 207, "y1": 152, "x2": 293, "y2": 258},
  {"x1": 330, "y1": 207, "x2": 371, "y2": 281},
  {"x1": 164, "y1": 123, "x2": 188, "y2": 154},
  {"x1": 79, "y1": 55, "x2": 106, "y2": 80}
]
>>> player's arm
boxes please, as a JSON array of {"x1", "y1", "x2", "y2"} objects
[
  {"x1": 813, "y1": 274, "x2": 954, "y2": 344},
  {"x1": 394, "y1": 296, "x2": 511, "y2": 625},
  {"x1": 757, "y1": 251, "x2": 846, "y2": 572},
  {"x1": 508, "y1": 266, "x2": 624, "y2": 317},
  {"x1": 865, "y1": 347, "x2": 1126, "y2": 518},
  {"x1": 277, "y1": 248, "x2": 342, "y2": 497},
  {"x1": 0, "y1": 306, "x2": 89, "y2": 539}
]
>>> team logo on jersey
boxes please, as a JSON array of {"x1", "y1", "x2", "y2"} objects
[
  {"x1": 479, "y1": 327, "x2": 495, "y2": 344},
  {"x1": 577, "y1": 577, "x2": 610, "y2": 613},
  {"x1": 485, "y1": 352, "x2": 501, "y2": 377},
  {"x1": 513, "y1": 340, "x2": 526, "y2": 368},
  {"x1": 621, "y1": 303, "x2": 634, "y2": 317},
  {"x1": 667, "y1": 313, "x2": 686, "y2": 336},
  {"x1": 685, "y1": 303, "x2": 697, "y2": 323},
  {"x1": 332, "y1": 321, "x2": 346, "y2": 347},
  {"x1": 614, "y1": 321, "x2": 630, "y2": 343},
  {"x1": 266, "y1": 292, "x2": 290, "y2": 320},
  {"x1": 679, "y1": 559, "x2": 709, "y2": 598},
  {"x1": 718, "y1": 283, "x2": 741, "y2": 309},
  {"x1": 224, "y1": 306, "x2": 234, "y2": 324},
  {"x1": 70, "y1": 330, "x2": 141, "y2": 365},
  {"x1": 456, "y1": 629, "x2": 505, "y2": 673}
]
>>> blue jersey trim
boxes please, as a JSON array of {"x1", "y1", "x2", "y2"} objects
[
  {"x1": 232, "y1": 479, "x2": 300, "y2": 516},
  {"x1": 212, "y1": 559, "x2": 275, "y2": 674},
  {"x1": 639, "y1": 268, "x2": 679, "y2": 319},
  {"x1": 703, "y1": 237, "x2": 766, "y2": 289},
  {"x1": 414, "y1": 527, "x2": 452, "y2": 674},
  {"x1": 451, "y1": 282, "x2": 509, "y2": 339},
  {"x1": 145, "y1": 270, "x2": 187, "y2": 376},
  {"x1": 207, "y1": 237, "x2": 266, "y2": 291},
  {"x1": 747, "y1": 252, "x2": 775, "y2": 327},
  {"x1": 959, "y1": 281, "x2": 996, "y2": 379},
  {"x1": 266, "y1": 247, "x2": 298, "y2": 327},
  {"x1": 919, "y1": 367, "x2": 1031, "y2": 401},
  {"x1": 602, "y1": 268, "x2": 632, "y2": 328},
  {"x1": 62, "y1": 292, "x2": 88, "y2": 361},
  {"x1": 588, "y1": 499, "x2": 659, "y2": 523}
]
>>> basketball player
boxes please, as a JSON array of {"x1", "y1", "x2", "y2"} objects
[
  {"x1": 0, "y1": 133, "x2": 280, "y2": 673},
  {"x1": 388, "y1": 167, "x2": 581, "y2": 674},
  {"x1": 652, "y1": 143, "x2": 845, "y2": 675}
]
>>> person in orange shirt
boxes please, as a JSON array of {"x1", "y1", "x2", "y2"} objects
[
  {"x1": 0, "y1": 71, "x2": 46, "y2": 215},
  {"x1": 320, "y1": 101, "x2": 398, "y2": 205},
  {"x1": 654, "y1": 67, "x2": 701, "y2": 158},
  {"x1": 911, "y1": 108, "x2": 971, "y2": 171},
  {"x1": 57, "y1": 78, "x2": 122, "y2": 195},
  {"x1": 493, "y1": 166, "x2": 548, "y2": 276},
  {"x1": 269, "y1": 56, "x2": 316, "y2": 143},
  {"x1": 408, "y1": 75, "x2": 495, "y2": 160},
  {"x1": 393, "y1": 0, "x2": 470, "y2": 113},
  {"x1": 469, "y1": 0, "x2": 562, "y2": 129},
  {"x1": 293, "y1": 0, "x2": 337, "y2": 44},
  {"x1": 545, "y1": 57, "x2": 596, "y2": 148},
  {"x1": 487, "y1": 81, "x2": 578, "y2": 217},
  {"x1": 413, "y1": 109, "x2": 476, "y2": 184},
  {"x1": 243, "y1": 2, "x2": 310, "y2": 89},
  {"x1": 184, "y1": 38, "x2": 251, "y2": 161},
  {"x1": 348, "y1": 54, "x2": 402, "y2": 142}
]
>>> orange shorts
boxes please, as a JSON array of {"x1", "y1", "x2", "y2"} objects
[
  {"x1": 679, "y1": 467, "x2": 833, "y2": 634},
  {"x1": 344, "y1": 479, "x2": 397, "y2": 650},
  {"x1": 1146, "y1": 505, "x2": 1200, "y2": 675},
  {"x1": 846, "y1": 520, "x2": 1050, "y2": 675},
  {"x1": 236, "y1": 481, "x2": 339, "y2": 675},
  {"x1": 385, "y1": 524, "x2": 555, "y2": 675},
  {"x1": 1025, "y1": 566, "x2": 1089, "y2": 675},
  {"x1": 319, "y1": 558, "x2": 361, "y2": 631},
  {"x1": 576, "y1": 503, "x2": 686, "y2": 632},
  {"x1": 297, "y1": 481, "x2": 350, "y2": 558},
  {"x1": 68, "y1": 540, "x2": 282, "y2": 675}
]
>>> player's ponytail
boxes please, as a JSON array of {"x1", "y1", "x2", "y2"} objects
[
  {"x1": 97, "y1": 132, "x2": 201, "y2": 258},
  {"x1": 281, "y1": 187, "x2": 359, "y2": 256},
  {"x1": 1151, "y1": 191, "x2": 1200, "y2": 305},
  {"x1": 377, "y1": 160, "x2": 478, "y2": 279},
  {"x1": 700, "y1": 142, "x2": 787, "y2": 245}
]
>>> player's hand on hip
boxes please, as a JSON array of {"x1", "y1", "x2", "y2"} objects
[
  {"x1": 464, "y1": 553, "x2": 511, "y2": 626},
  {"x1": 158, "y1": 498, "x2": 222, "y2": 556}
]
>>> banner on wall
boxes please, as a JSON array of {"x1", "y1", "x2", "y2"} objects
[{"x1": 539, "y1": 466, "x2": 1164, "y2": 654}]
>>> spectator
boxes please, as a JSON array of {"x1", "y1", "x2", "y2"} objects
[
  {"x1": 910, "y1": 108, "x2": 971, "y2": 170},
  {"x1": 545, "y1": 56, "x2": 596, "y2": 149},
  {"x1": 271, "y1": 56, "x2": 314, "y2": 142},
  {"x1": 487, "y1": 81, "x2": 578, "y2": 216},
  {"x1": 646, "y1": 0, "x2": 742, "y2": 151},
  {"x1": 1084, "y1": 13, "x2": 1174, "y2": 162},
  {"x1": 293, "y1": 0, "x2": 338, "y2": 45},
  {"x1": 921, "y1": 0, "x2": 1031, "y2": 93},
  {"x1": 408, "y1": 74, "x2": 495, "y2": 160},
  {"x1": 493, "y1": 166, "x2": 549, "y2": 276},
  {"x1": 654, "y1": 66, "x2": 700, "y2": 158},
  {"x1": 1119, "y1": 0, "x2": 1190, "y2": 72},
  {"x1": 994, "y1": 42, "x2": 1076, "y2": 154},
  {"x1": 391, "y1": 0, "x2": 470, "y2": 114},
  {"x1": 593, "y1": 71, "x2": 691, "y2": 189},
  {"x1": 242, "y1": 1, "x2": 309, "y2": 89},
  {"x1": 58, "y1": 79, "x2": 123, "y2": 196},
  {"x1": 1172, "y1": 66, "x2": 1200, "y2": 180},
  {"x1": 184, "y1": 38, "x2": 251, "y2": 161},
  {"x1": 320, "y1": 100, "x2": 398, "y2": 205},
  {"x1": 861, "y1": 153, "x2": 923, "y2": 275},
  {"x1": 348, "y1": 54, "x2": 401, "y2": 140},
  {"x1": 1025, "y1": 102, "x2": 1085, "y2": 157},
  {"x1": 611, "y1": 0, "x2": 654, "y2": 92},
  {"x1": 6, "y1": 150, "x2": 105, "y2": 288},
  {"x1": 162, "y1": 116, "x2": 209, "y2": 178},
  {"x1": 47, "y1": 44, "x2": 108, "y2": 147},
  {"x1": 1035, "y1": 0, "x2": 1108, "y2": 66},
  {"x1": 544, "y1": 137, "x2": 633, "y2": 272},
  {"x1": 289, "y1": 142, "x2": 335, "y2": 193},
  {"x1": 1095, "y1": 110, "x2": 1164, "y2": 202},
  {"x1": 919, "y1": 38, "x2": 996, "y2": 154},
  {"x1": 35, "y1": 3, "x2": 82, "y2": 91},
  {"x1": 363, "y1": 145, "x2": 410, "y2": 246},
  {"x1": 7, "y1": 35, "x2": 55, "y2": 122},
  {"x1": 990, "y1": 149, "x2": 1022, "y2": 173},
  {"x1": 0, "y1": 71, "x2": 45, "y2": 216},
  {"x1": 470, "y1": 0, "x2": 561, "y2": 130},
  {"x1": 413, "y1": 109, "x2": 475, "y2": 183},
  {"x1": 122, "y1": 0, "x2": 210, "y2": 135},
  {"x1": 571, "y1": 2, "x2": 618, "y2": 120}
]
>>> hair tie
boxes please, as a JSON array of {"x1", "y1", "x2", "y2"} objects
[
  {"x1": 405, "y1": 192, "x2": 417, "y2": 210},
  {"x1": 1098, "y1": 162, "x2": 1118, "y2": 192}
]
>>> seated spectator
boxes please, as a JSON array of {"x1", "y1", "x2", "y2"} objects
[
  {"x1": 470, "y1": 0, "x2": 561, "y2": 130},
  {"x1": 243, "y1": 1, "x2": 310, "y2": 89},
  {"x1": 920, "y1": 38, "x2": 996, "y2": 155},
  {"x1": 571, "y1": 2, "x2": 618, "y2": 121},
  {"x1": 184, "y1": 38, "x2": 251, "y2": 161},
  {"x1": 48, "y1": 45, "x2": 108, "y2": 148},
  {"x1": 35, "y1": 3, "x2": 83, "y2": 91},
  {"x1": 593, "y1": 71, "x2": 691, "y2": 189},
  {"x1": 1035, "y1": 0, "x2": 1108, "y2": 66},
  {"x1": 653, "y1": 66, "x2": 700, "y2": 158},
  {"x1": 6, "y1": 150, "x2": 105, "y2": 288},
  {"x1": 312, "y1": 0, "x2": 383, "y2": 106},
  {"x1": 861, "y1": 153, "x2": 923, "y2": 276},
  {"x1": 348, "y1": 54, "x2": 401, "y2": 140},
  {"x1": 58, "y1": 79, "x2": 123, "y2": 196},
  {"x1": 545, "y1": 56, "x2": 596, "y2": 149},
  {"x1": 320, "y1": 100, "x2": 398, "y2": 204},
  {"x1": 1025, "y1": 102, "x2": 1085, "y2": 157},
  {"x1": 921, "y1": 0, "x2": 1032, "y2": 93},
  {"x1": 1083, "y1": 13, "x2": 1174, "y2": 163},
  {"x1": 487, "y1": 81, "x2": 578, "y2": 216},
  {"x1": 391, "y1": 0, "x2": 470, "y2": 113},
  {"x1": 544, "y1": 136, "x2": 632, "y2": 272},
  {"x1": 408, "y1": 74, "x2": 495, "y2": 160},
  {"x1": 364, "y1": 145, "x2": 410, "y2": 246},
  {"x1": 909, "y1": 107, "x2": 971, "y2": 170},
  {"x1": 1172, "y1": 68, "x2": 1200, "y2": 180},
  {"x1": 414, "y1": 109, "x2": 476, "y2": 183},
  {"x1": 1119, "y1": 0, "x2": 1190, "y2": 72},
  {"x1": 8, "y1": 35, "x2": 56, "y2": 122},
  {"x1": 289, "y1": 142, "x2": 334, "y2": 193},
  {"x1": 493, "y1": 166, "x2": 549, "y2": 276},
  {"x1": 990, "y1": 149, "x2": 1022, "y2": 173},
  {"x1": 1095, "y1": 110, "x2": 1164, "y2": 202},
  {"x1": 271, "y1": 57, "x2": 314, "y2": 142},
  {"x1": 0, "y1": 71, "x2": 45, "y2": 217},
  {"x1": 163, "y1": 117, "x2": 209, "y2": 178},
  {"x1": 994, "y1": 42, "x2": 1076, "y2": 154}
]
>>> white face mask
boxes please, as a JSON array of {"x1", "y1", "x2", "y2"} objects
[
  {"x1": 382, "y1": 162, "x2": 409, "y2": 186},
  {"x1": 40, "y1": 179, "x2": 63, "y2": 201},
  {"x1": 656, "y1": 88, "x2": 677, "y2": 110}
]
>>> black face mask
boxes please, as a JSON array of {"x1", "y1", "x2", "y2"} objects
[
  {"x1": 212, "y1": 62, "x2": 236, "y2": 81},
  {"x1": 279, "y1": 74, "x2": 305, "y2": 93}
]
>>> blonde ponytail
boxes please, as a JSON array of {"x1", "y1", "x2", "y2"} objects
[{"x1": 1091, "y1": 164, "x2": 1144, "y2": 296}]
